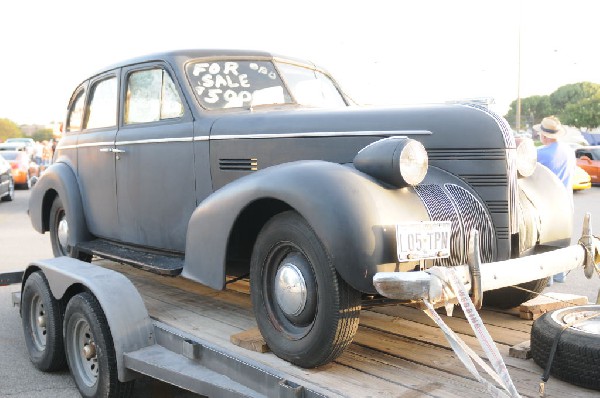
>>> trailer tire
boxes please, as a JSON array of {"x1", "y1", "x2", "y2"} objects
[
  {"x1": 64, "y1": 292, "x2": 134, "y2": 398},
  {"x1": 49, "y1": 196, "x2": 92, "y2": 262},
  {"x1": 483, "y1": 277, "x2": 548, "y2": 309},
  {"x1": 250, "y1": 211, "x2": 361, "y2": 368},
  {"x1": 531, "y1": 305, "x2": 600, "y2": 390},
  {"x1": 21, "y1": 271, "x2": 67, "y2": 371}
]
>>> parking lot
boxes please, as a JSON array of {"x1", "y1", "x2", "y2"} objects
[{"x1": 1, "y1": 187, "x2": 599, "y2": 397}]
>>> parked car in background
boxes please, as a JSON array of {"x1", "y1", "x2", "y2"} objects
[
  {"x1": 5, "y1": 137, "x2": 35, "y2": 157},
  {"x1": 29, "y1": 49, "x2": 577, "y2": 371},
  {"x1": 572, "y1": 165, "x2": 592, "y2": 191},
  {"x1": 0, "y1": 142, "x2": 27, "y2": 152},
  {"x1": 575, "y1": 146, "x2": 600, "y2": 184},
  {"x1": 1, "y1": 150, "x2": 39, "y2": 189},
  {"x1": 0, "y1": 154, "x2": 15, "y2": 201}
]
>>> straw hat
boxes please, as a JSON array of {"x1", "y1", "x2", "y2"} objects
[{"x1": 533, "y1": 116, "x2": 565, "y2": 138}]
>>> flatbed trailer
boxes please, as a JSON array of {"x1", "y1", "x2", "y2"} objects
[{"x1": 9, "y1": 257, "x2": 598, "y2": 398}]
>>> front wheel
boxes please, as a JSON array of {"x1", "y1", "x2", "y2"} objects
[
  {"x1": 483, "y1": 277, "x2": 549, "y2": 309},
  {"x1": 49, "y1": 196, "x2": 92, "y2": 261},
  {"x1": 64, "y1": 292, "x2": 134, "y2": 398},
  {"x1": 250, "y1": 211, "x2": 361, "y2": 368}
]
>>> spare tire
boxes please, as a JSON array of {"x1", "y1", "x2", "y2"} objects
[{"x1": 531, "y1": 305, "x2": 600, "y2": 390}]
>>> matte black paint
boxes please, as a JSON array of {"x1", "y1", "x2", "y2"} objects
[{"x1": 29, "y1": 50, "x2": 573, "y2": 296}]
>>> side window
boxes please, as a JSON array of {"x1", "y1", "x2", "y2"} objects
[
  {"x1": 125, "y1": 68, "x2": 184, "y2": 125},
  {"x1": 86, "y1": 77, "x2": 118, "y2": 129},
  {"x1": 66, "y1": 90, "x2": 85, "y2": 132}
]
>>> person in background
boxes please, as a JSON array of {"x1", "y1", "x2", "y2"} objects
[
  {"x1": 534, "y1": 115, "x2": 575, "y2": 284},
  {"x1": 33, "y1": 141, "x2": 43, "y2": 166}
]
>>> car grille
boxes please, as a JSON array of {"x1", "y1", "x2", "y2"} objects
[{"x1": 415, "y1": 184, "x2": 495, "y2": 266}]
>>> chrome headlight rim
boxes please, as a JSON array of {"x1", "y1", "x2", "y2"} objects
[
  {"x1": 398, "y1": 139, "x2": 428, "y2": 186},
  {"x1": 516, "y1": 137, "x2": 537, "y2": 178}
]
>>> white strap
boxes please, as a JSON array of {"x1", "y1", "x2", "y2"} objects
[{"x1": 424, "y1": 267, "x2": 521, "y2": 397}]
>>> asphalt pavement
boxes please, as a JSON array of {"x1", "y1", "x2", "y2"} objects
[{"x1": 0, "y1": 186, "x2": 599, "y2": 397}]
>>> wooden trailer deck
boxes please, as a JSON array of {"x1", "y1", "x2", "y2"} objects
[{"x1": 99, "y1": 260, "x2": 597, "y2": 398}]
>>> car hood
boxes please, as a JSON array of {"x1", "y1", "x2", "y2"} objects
[{"x1": 208, "y1": 104, "x2": 512, "y2": 150}]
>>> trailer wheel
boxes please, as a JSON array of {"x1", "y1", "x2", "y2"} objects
[
  {"x1": 531, "y1": 305, "x2": 600, "y2": 390},
  {"x1": 64, "y1": 292, "x2": 134, "y2": 398},
  {"x1": 250, "y1": 211, "x2": 361, "y2": 368},
  {"x1": 483, "y1": 277, "x2": 548, "y2": 309},
  {"x1": 49, "y1": 196, "x2": 92, "y2": 262},
  {"x1": 21, "y1": 271, "x2": 67, "y2": 371}
]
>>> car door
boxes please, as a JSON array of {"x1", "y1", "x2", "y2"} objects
[
  {"x1": 114, "y1": 63, "x2": 196, "y2": 251},
  {"x1": 76, "y1": 71, "x2": 120, "y2": 240}
]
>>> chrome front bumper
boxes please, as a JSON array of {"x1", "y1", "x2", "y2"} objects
[{"x1": 373, "y1": 214, "x2": 600, "y2": 305}]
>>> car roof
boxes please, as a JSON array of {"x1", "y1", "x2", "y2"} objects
[{"x1": 85, "y1": 49, "x2": 318, "y2": 82}]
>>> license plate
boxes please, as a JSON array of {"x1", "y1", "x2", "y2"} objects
[{"x1": 396, "y1": 221, "x2": 451, "y2": 262}]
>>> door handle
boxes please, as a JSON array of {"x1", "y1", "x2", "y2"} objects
[{"x1": 99, "y1": 148, "x2": 126, "y2": 154}]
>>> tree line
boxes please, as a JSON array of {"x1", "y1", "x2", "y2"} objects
[
  {"x1": 504, "y1": 82, "x2": 600, "y2": 131},
  {"x1": 0, "y1": 118, "x2": 54, "y2": 142}
]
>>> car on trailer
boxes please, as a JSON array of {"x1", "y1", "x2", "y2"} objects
[{"x1": 24, "y1": 49, "x2": 593, "y2": 397}]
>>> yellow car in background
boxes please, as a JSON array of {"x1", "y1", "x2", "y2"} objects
[{"x1": 573, "y1": 165, "x2": 592, "y2": 191}]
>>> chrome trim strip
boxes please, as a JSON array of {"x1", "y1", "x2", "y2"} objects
[
  {"x1": 117, "y1": 137, "x2": 194, "y2": 145},
  {"x1": 207, "y1": 130, "x2": 431, "y2": 140},
  {"x1": 57, "y1": 130, "x2": 430, "y2": 149}
]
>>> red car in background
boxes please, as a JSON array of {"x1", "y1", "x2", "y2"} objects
[
  {"x1": 575, "y1": 146, "x2": 600, "y2": 184},
  {"x1": 0, "y1": 150, "x2": 39, "y2": 189}
]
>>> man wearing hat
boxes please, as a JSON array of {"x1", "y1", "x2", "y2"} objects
[{"x1": 534, "y1": 115, "x2": 575, "y2": 284}]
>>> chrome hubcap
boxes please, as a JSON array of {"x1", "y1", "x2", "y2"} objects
[
  {"x1": 275, "y1": 262, "x2": 307, "y2": 317},
  {"x1": 57, "y1": 216, "x2": 69, "y2": 254}
]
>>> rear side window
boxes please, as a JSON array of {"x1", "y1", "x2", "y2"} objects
[
  {"x1": 125, "y1": 68, "x2": 184, "y2": 125},
  {"x1": 67, "y1": 91, "x2": 86, "y2": 132},
  {"x1": 86, "y1": 77, "x2": 118, "y2": 129}
]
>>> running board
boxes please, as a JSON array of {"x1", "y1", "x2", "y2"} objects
[
  {"x1": 76, "y1": 240, "x2": 183, "y2": 276},
  {"x1": 123, "y1": 321, "x2": 321, "y2": 398}
]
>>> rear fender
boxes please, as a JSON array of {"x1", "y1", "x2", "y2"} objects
[
  {"x1": 28, "y1": 162, "x2": 92, "y2": 247},
  {"x1": 183, "y1": 160, "x2": 467, "y2": 294}
]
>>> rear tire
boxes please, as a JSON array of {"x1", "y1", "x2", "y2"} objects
[
  {"x1": 531, "y1": 305, "x2": 600, "y2": 390},
  {"x1": 21, "y1": 271, "x2": 67, "y2": 371},
  {"x1": 250, "y1": 211, "x2": 361, "y2": 368},
  {"x1": 49, "y1": 196, "x2": 92, "y2": 262},
  {"x1": 64, "y1": 292, "x2": 134, "y2": 398},
  {"x1": 483, "y1": 277, "x2": 548, "y2": 309}
]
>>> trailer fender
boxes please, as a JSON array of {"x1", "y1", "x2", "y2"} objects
[
  {"x1": 183, "y1": 160, "x2": 471, "y2": 294},
  {"x1": 23, "y1": 257, "x2": 154, "y2": 382},
  {"x1": 28, "y1": 162, "x2": 92, "y2": 247}
]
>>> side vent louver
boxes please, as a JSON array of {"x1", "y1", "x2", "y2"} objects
[{"x1": 219, "y1": 158, "x2": 258, "y2": 171}]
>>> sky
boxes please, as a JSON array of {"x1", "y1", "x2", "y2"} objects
[{"x1": 1, "y1": 0, "x2": 599, "y2": 126}]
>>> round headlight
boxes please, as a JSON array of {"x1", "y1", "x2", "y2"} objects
[
  {"x1": 516, "y1": 137, "x2": 537, "y2": 177},
  {"x1": 399, "y1": 140, "x2": 428, "y2": 185}
]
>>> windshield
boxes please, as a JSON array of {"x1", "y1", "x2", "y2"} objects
[{"x1": 186, "y1": 59, "x2": 346, "y2": 110}]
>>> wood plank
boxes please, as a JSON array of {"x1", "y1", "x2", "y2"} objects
[
  {"x1": 230, "y1": 328, "x2": 269, "y2": 353},
  {"x1": 372, "y1": 304, "x2": 531, "y2": 345},
  {"x1": 339, "y1": 345, "x2": 488, "y2": 398}
]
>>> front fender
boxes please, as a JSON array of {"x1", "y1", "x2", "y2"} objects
[
  {"x1": 183, "y1": 160, "x2": 446, "y2": 294},
  {"x1": 28, "y1": 162, "x2": 92, "y2": 247}
]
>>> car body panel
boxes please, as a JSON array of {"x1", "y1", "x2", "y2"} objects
[
  {"x1": 573, "y1": 165, "x2": 591, "y2": 190},
  {"x1": 575, "y1": 146, "x2": 600, "y2": 184},
  {"x1": 0, "y1": 154, "x2": 13, "y2": 199}
]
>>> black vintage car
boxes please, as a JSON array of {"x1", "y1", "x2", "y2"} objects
[{"x1": 29, "y1": 49, "x2": 573, "y2": 369}]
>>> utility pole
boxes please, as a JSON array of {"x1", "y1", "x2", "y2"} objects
[{"x1": 516, "y1": 24, "x2": 521, "y2": 133}]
